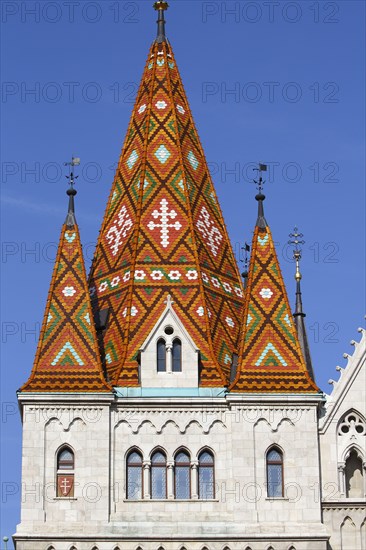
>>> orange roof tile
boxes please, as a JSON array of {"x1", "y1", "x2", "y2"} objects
[
  {"x1": 89, "y1": 37, "x2": 244, "y2": 387},
  {"x1": 230, "y1": 195, "x2": 319, "y2": 393},
  {"x1": 21, "y1": 191, "x2": 112, "y2": 393}
]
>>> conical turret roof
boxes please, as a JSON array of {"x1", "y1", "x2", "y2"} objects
[
  {"x1": 89, "y1": 19, "x2": 244, "y2": 387},
  {"x1": 231, "y1": 195, "x2": 319, "y2": 393},
  {"x1": 21, "y1": 190, "x2": 112, "y2": 393}
]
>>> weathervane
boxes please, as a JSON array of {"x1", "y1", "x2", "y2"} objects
[
  {"x1": 288, "y1": 226, "x2": 305, "y2": 281},
  {"x1": 64, "y1": 156, "x2": 80, "y2": 190},
  {"x1": 64, "y1": 156, "x2": 80, "y2": 227},
  {"x1": 253, "y1": 163, "x2": 267, "y2": 195}
]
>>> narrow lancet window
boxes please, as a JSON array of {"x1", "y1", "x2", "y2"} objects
[
  {"x1": 127, "y1": 450, "x2": 143, "y2": 500},
  {"x1": 175, "y1": 450, "x2": 190, "y2": 499},
  {"x1": 267, "y1": 447, "x2": 284, "y2": 498},
  {"x1": 151, "y1": 450, "x2": 167, "y2": 499},
  {"x1": 172, "y1": 338, "x2": 182, "y2": 372},
  {"x1": 56, "y1": 446, "x2": 75, "y2": 498},
  {"x1": 157, "y1": 338, "x2": 166, "y2": 372},
  {"x1": 198, "y1": 450, "x2": 215, "y2": 499}
]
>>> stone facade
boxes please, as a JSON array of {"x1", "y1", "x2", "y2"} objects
[
  {"x1": 319, "y1": 327, "x2": 366, "y2": 550},
  {"x1": 14, "y1": 325, "x2": 365, "y2": 550}
]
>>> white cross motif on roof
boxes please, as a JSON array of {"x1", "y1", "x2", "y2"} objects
[
  {"x1": 106, "y1": 205, "x2": 133, "y2": 257},
  {"x1": 147, "y1": 198, "x2": 182, "y2": 248},
  {"x1": 196, "y1": 206, "x2": 223, "y2": 257}
]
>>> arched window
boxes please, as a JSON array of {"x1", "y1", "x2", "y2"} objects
[
  {"x1": 175, "y1": 450, "x2": 190, "y2": 499},
  {"x1": 157, "y1": 339, "x2": 166, "y2": 372},
  {"x1": 151, "y1": 450, "x2": 167, "y2": 499},
  {"x1": 126, "y1": 450, "x2": 143, "y2": 500},
  {"x1": 172, "y1": 338, "x2": 182, "y2": 372},
  {"x1": 267, "y1": 447, "x2": 284, "y2": 498},
  {"x1": 198, "y1": 450, "x2": 215, "y2": 499},
  {"x1": 56, "y1": 446, "x2": 75, "y2": 497},
  {"x1": 345, "y1": 449, "x2": 364, "y2": 497}
]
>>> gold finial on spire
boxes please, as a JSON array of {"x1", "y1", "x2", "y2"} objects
[
  {"x1": 288, "y1": 226, "x2": 305, "y2": 281},
  {"x1": 153, "y1": 1, "x2": 169, "y2": 11}
]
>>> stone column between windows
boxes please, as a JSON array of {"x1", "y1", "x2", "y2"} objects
[
  {"x1": 166, "y1": 342, "x2": 172, "y2": 373},
  {"x1": 337, "y1": 462, "x2": 345, "y2": 496},
  {"x1": 167, "y1": 461, "x2": 174, "y2": 499},
  {"x1": 143, "y1": 461, "x2": 151, "y2": 499},
  {"x1": 191, "y1": 461, "x2": 199, "y2": 499}
]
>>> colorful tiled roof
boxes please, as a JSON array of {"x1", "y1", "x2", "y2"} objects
[
  {"x1": 230, "y1": 194, "x2": 319, "y2": 393},
  {"x1": 21, "y1": 190, "x2": 112, "y2": 393},
  {"x1": 88, "y1": 31, "x2": 244, "y2": 387}
]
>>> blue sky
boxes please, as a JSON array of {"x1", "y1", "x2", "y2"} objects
[{"x1": 1, "y1": 1, "x2": 365, "y2": 544}]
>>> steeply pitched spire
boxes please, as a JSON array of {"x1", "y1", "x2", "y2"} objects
[
  {"x1": 231, "y1": 171, "x2": 318, "y2": 393},
  {"x1": 290, "y1": 227, "x2": 315, "y2": 381},
  {"x1": 88, "y1": 6, "x2": 244, "y2": 387},
  {"x1": 21, "y1": 166, "x2": 111, "y2": 393}
]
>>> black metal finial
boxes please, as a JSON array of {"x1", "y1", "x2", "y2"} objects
[
  {"x1": 240, "y1": 242, "x2": 250, "y2": 288},
  {"x1": 153, "y1": 1, "x2": 169, "y2": 43},
  {"x1": 64, "y1": 156, "x2": 80, "y2": 227},
  {"x1": 288, "y1": 226, "x2": 315, "y2": 380},
  {"x1": 253, "y1": 163, "x2": 267, "y2": 229}
]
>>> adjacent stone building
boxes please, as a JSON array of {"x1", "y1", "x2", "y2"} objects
[{"x1": 13, "y1": 3, "x2": 365, "y2": 550}]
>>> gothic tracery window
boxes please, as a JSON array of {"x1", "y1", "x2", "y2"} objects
[
  {"x1": 127, "y1": 450, "x2": 143, "y2": 500},
  {"x1": 266, "y1": 447, "x2": 284, "y2": 498},
  {"x1": 56, "y1": 446, "x2": 75, "y2": 498},
  {"x1": 198, "y1": 450, "x2": 215, "y2": 499},
  {"x1": 338, "y1": 411, "x2": 365, "y2": 437}
]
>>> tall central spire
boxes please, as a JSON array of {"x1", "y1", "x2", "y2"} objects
[{"x1": 88, "y1": 5, "x2": 244, "y2": 387}]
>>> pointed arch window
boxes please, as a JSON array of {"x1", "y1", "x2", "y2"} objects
[
  {"x1": 267, "y1": 447, "x2": 284, "y2": 498},
  {"x1": 157, "y1": 338, "x2": 166, "y2": 372},
  {"x1": 56, "y1": 446, "x2": 75, "y2": 497},
  {"x1": 175, "y1": 450, "x2": 190, "y2": 499},
  {"x1": 198, "y1": 450, "x2": 215, "y2": 499},
  {"x1": 345, "y1": 449, "x2": 364, "y2": 498},
  {"x1": 172, "y1": 338, "x2": 182, "y2": 372},
  {"x1": 127, "y1": 450, "x2": 143, "y2": 500},
  {"x1": 151, "y1": 450, "x2": 167, "y2": 499}
]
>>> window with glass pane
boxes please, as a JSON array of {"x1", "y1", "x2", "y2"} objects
[
  {"x1": 56, "y1": 446, "x2": 75, "y2": 497},
  {"x1": 172, "y1": 339, "x2": 182, "y2": 372},
  {"x1": 198, "y1": 451, "x2": 214, "y2": 499},
  {"x1": 266, "y1": 448, "x2": 283, "y2": 497},
  {"x1": 175, "y1": 451, "x2": 190, "y2": 499},
  {"x1": 57, "y1": 448, "x2": 74, "y2": 470},
  {"x1": 157, "y1": 339, "x2": 166, "y2": 372},
  {"x1": 127, "y1": 451, "x2": 143, "y2": 500},
  {"x1": 151, "y1": 451, "x2": 167, "y2": 499}
]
